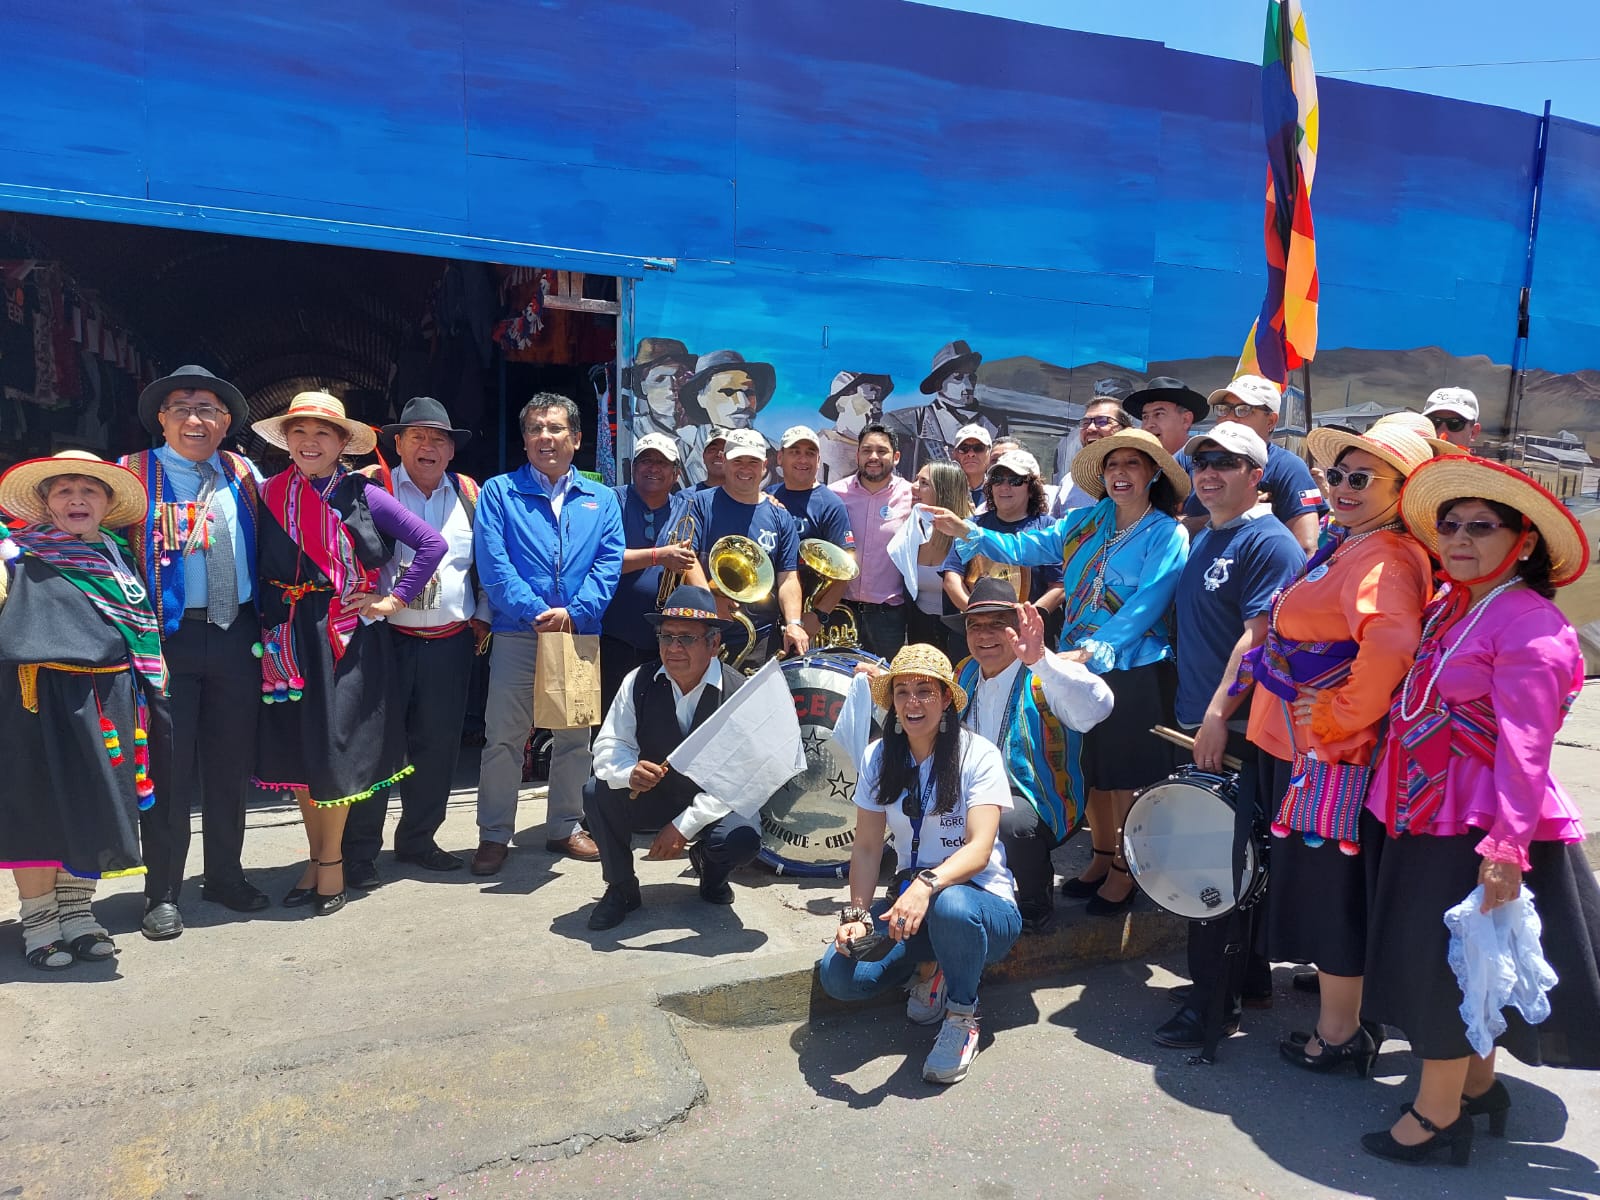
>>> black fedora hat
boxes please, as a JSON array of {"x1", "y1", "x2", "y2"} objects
[
  {"x1": 138, "y1": 365, "x2": 247, "y2": 433},
  {"x1": 942, "y1": 576, "x2": 1021, "y2": 631},
  {"x1": 681, "y1": 351, "x2": 777, "y2": 421},
  {"x1": 1125, "y1": 377, "x2": 1207, "y2": 423},
  {"x1": 379, "y1": 396, "x2": 473, "y2": 458},
  {"x1": 644, "y1": 585, "x2": 739, "y2": 634}
]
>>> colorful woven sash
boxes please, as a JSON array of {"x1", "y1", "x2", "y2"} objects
[{"x1": 261, "y1": 468, "x2": 377, "y2": 662}]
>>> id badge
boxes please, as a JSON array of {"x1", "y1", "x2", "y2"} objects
[{"x1": 407, "y1": 574, "x2": 443, "y2": 612}]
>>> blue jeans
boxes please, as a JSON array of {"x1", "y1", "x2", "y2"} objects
[{"x1": 818, "y1": 883, "x2": 1022, "y2": 1008}]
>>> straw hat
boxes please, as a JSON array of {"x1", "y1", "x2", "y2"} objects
[
  {"x1": 0, "y1": 450, "x2": 148, "y2": 528},
  {"x1": 1070, "y1": 428, "x2": 1192, "y2": 503},
  {"x1": 1400, "y1": 455, "x2": 1591, "y2": 587},
  {"x1": 869, "y1": 643, "x2": 968, "y2": 714},
  {"x1": 1303, "y1": 423, "x2": 1433, "y2": 479},
  {"x1": 252, "y1": 391, "x2": 377, "y2": 456},
  {"x1": 1368, "y1": 410, "x2": 1457, "y2": 456}
]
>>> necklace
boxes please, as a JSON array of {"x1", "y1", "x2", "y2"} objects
[
  {"x1": 1396, "y1": 579, "x2": 1522, "y2": 721},
  {"x1": 1271, "y1": 520, "x2": 1401, "y2": 618},
  {"x1": 1087, "y1": 504, "x2": 1151, "y2": 611},
  {"x1": 99, "y1": 536, "x2": 148, "y2": 605},
  {"x1": 312, "y1": 468, "x2": 344, "y2": 503}
]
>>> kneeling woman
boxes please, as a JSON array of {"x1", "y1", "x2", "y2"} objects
[
  {"x1": 0, "y1": 452, "x2": 167, "y2": 968},
  {"x1": 1359, "y1": 457, "x2": 1600, "y2": 1165},
  {"x1": 251, "y1": 393, "x2": 445, "y2": 914},
  {"x1": 820, "y1": 644, "x2": 1022, "y2": 1085}
]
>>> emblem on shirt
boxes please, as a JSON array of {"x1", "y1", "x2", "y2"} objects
[
  {"x1": 1203, "y1": 555, "x2": 1233, "y2": 591},
  {"x1": 756, "y1": 528, "x2": 779, "y2": 553},
  {"x1": 879, "y1": 504, "x2": 892, "y2": 519},
  {"x1": 1306, "y1": 564, "x2": 1329, "y2": 583}
]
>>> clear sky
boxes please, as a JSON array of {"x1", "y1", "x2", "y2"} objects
[{"x1": 921, "y1": 1, "x2": 1600, "y2": 125}]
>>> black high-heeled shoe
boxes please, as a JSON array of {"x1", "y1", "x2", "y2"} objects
[
  {"x1": 1279, "y1": 1025, "x2": 1377, "y2": 1077},
  {"x1": 312, "y1": 859, "x2": 346, "y2": 916},
  {"x1": 1361, "y1": 1103, "x2": 1473, "y2": 1166},
  {"x1": 1084, "y1": 863, "x2": 1138, "y2": 917},
  {"x1": 1462, "y1": 1079, "x2": 1511, "y2": 1137},
  {"x1": 1061, "y1": 849, "x2": 1113, "y2": 899},
  {"x1": 283, "y1": 859, "x2": 318, "y2": 908}
]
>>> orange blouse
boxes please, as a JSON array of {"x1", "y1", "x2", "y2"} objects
[{"x1": 1246, "y1": 528, "x2": 1432, "y2": 764}]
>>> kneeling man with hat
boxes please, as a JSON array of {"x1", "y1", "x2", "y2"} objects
[{"x1": 580, "y1": 584, "x2": 764, "y2": 930}]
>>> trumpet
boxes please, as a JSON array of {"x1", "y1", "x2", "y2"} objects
[
  {"x1": 798, "y1": 537, "x2": 861, "y2": 649},
  {"x1": 706, "y1": 533, "x2": 775, "y2": 670},
  {"x1": 655, "y1": 510, "x2": 698, "y2": 607}
]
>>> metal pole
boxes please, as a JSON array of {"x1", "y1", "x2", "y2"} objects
[{"x1": 1507, "y1": 100, "x2": 1552, "y2": 456}]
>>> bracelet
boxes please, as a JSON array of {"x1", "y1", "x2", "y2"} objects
[
  {"x1": 651, "y1": 547, "x2": 658, "y2": 565},
  {"x1": 840, "y1": 905, "x2": 873, "y2": 926}
]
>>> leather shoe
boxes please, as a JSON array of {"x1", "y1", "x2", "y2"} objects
[
  {"x1": 545, "y1": 830, "x2": 601, "y2": 862},
  {"x1": 200, "y1": 879, "x2": 270, "y2": 912},
  {"x1": 687, "y1": 842, "x2": 736, "y2": 904},
  {"x1": 395, "y1": 845, "x2": 464, "y2": 872},
  {"x1": 470, "y1": 840, "x2": 509, "y2": 876},
  {"x1": 1153, "y1": 1005, "x2": 1239, "y2": 1050},
  {"x1": 587, "y1": 882, "x2": 642, "y2": 930},
  {"x1": 345, "y1": 859, "x2": 382, "y2": 890},
  {"x1": 141, "y1": 900, "x2": 184, "y2": 941}
]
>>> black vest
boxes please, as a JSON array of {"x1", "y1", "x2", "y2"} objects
[{"x1": 632, "y1": 666, "x2": 723, "y2": 810}]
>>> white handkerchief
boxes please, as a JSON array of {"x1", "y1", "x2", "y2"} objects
[{"x1": 887, "y1": 508, "x2": 931, "y2": 600}]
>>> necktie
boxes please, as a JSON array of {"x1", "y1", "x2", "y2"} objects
[{"x1": 196, "y1": 461, "x2": 237, "y2": 629}]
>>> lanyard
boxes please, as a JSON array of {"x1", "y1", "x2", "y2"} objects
[{"x1": 903, "y1": 760, "x2": 938, "y2": 871}]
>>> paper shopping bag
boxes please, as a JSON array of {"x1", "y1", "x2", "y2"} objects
[{"x1": 533, "y1": 630, "x2": 602, "y2": 730}]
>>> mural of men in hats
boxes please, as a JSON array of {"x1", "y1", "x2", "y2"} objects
[
  {"x1": 883, "y1": 340, "x2": 1008, "y2": 480},
  {"x1": 620, "y1": 337, "x2": 697, "y2": 461},
  {"x1": 817, "y1": 369, "x2": 894, "y2": 485},
  {"x1": 677, "y1": 350, "x2": 777, "y2": 487}
]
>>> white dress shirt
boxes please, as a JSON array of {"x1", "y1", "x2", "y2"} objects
[
  {"x1": 966, "y1": 652, "x2": 1114, "y2": 740},
  {"x1": 382, "y1": 466, "x2": 490, "y2": 629},
  {"x1": 591, "y1": 659, "x2": 757, "y2": 840}
]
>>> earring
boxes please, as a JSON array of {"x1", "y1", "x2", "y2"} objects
[
  {"x1": 891, "y1": 714, "x2": 900, "y2": 733},
  {"x1": 938, "y1": 713, "x2": 948, "y2": 733}
]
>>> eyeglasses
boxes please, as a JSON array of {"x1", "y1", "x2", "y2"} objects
[
  {"x1": 1210, "y1": 402, "x2": 1269, "y2": 419},
  {"x1": 161, "y1": 405, "x2": 228, "y2": 423},
  {"x1": 1082, "y1": 415, "x2": 1124, "y2": 430},
  {"x1": 1190, "y1": 450, "x2": 1248, "y2": 473},
  {"x1": 988, "y1": 471, "x2": 1028, "y2": 487},
  {"x1": 1435, "y1": 518, "x2": 1512, "y2": 539},
  {"x1": 524, "y1": 423, "x2": 570, "y2": 436},
  {"x1": 1324, "y1": 466, "x2": 1401, "y2": 491},
  {"x1": 954, "y1": 442, "x2": 988, "y2": 455},
  {"x1": 1430, "y1": 414, "x2": 1470, "y2": 434},
  {"x1": 656, "y1": 631, "x2": 711, "y2": 648}
]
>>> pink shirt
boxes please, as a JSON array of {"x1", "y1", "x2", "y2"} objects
[
  {"x1": 1368, "y1": 587, "x2": 1586, "y2": 868},
  {"x1": 829, "y1": 473, "x2": 914, "y2": 604}
]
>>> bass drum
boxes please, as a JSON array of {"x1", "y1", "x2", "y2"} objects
[
  {"x1": 759, "y1": 648, "x2": 886, "y2": 877},
  {"x1": 1121, "y1": 766, "x2": 1267, "y2": 920}
]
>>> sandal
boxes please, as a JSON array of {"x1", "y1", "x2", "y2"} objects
[
  {"x1": 68, "y1": 932, "x2": 117, "y2": 962},
  {"x1": 313, "y1": 859, "x2": 347, "y2": 916},
  {"x1": 1061, "y1": 849, "x2": 1114, "y2": 899},
  {"x1": 25, "y1": 941, "x2": 75, "y2": 971},
  {"x1": 283, "y1": 859, "x2": 319, "y2": 908}
]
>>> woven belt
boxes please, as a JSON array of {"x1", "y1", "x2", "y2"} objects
[{"x1": 17, "y1": 661, "x2": 128, "y2": 713}]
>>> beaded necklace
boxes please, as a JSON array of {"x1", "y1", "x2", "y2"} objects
[
  {"x1": 1087, "y1": 503, "x2": 1152, "y2": 611},
  {"x1": 311, "y1": 467, "x2": 344, "y2": 504},
  {"x1": 1396, "y1": 579, "x2": 1523, "y2": 721}
]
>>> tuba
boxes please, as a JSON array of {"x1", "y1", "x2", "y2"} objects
[
  {"x1": 798, "y1": 537, "x2": 861, "y2": 649},
  {"x1": 655, "y1": 510, "x2": 698, "y2": 607},
  {"x1": 706, "y1": 534, "x2": 775, "y2": 670}
]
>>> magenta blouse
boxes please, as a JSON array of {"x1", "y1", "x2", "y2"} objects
[{"x1": 1368, "y1": 587, "x2": 1585, "y2": 869}]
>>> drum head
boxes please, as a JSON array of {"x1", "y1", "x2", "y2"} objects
[
  {"x1": 759, "y1": 651, "x2": 884, "y2": 877},
  {"x1": 1122, "y1": 774, "x2": 1259, "y2": 920}
]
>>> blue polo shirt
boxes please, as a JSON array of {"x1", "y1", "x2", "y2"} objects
[
  {"x1": 603, "y1": 484, "x2": 688, "y2": 651},
  {"x1": 669, "y1": 487, "x2": 799, "y2": 644},
  {"x1": 767, "y1": 484, "x2": 855, "y2": 548}
]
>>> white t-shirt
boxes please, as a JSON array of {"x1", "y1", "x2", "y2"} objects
[{"x1": 854, "y1": 730, "x2": 1016, "y2": 902}]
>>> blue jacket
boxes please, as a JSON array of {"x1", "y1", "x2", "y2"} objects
[{"x1": 474, "y1": 464, "x2": 625, "y2": 634}]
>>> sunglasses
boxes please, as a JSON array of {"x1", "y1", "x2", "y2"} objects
[
  {"x1": 988, "y1": 471, "x2": 1028, "y2": 487},
  {"x1": 656, "y1": 631, "x2": 712, "y2": 648},
  {"x1": 1430, "y1": 415, "x2": 1471, "y2": 434},
  {"x1": 1210, "y1": 402, "x2": 1269, "y2": 419},
  {"x1": 1324, "y1": 466, "x2": 1401, "y2": 491},
  {"x1": 1435, "y1": 518, "x2": 1512, "y2": 540},
  {"x1": 955, "y1": 442, "x2": 988, "y2": 455},
  {"x1": 1190, "y1": 450, "x2": 1247, "y2": 472}
]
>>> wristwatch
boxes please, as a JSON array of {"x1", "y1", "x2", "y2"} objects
[{"x1": 916, "y1": 869, "x2": 943, "y2": 893}]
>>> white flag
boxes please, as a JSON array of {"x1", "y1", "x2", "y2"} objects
[{"x1": 668, "y1": 657, "x2": 806, "y2": 817}]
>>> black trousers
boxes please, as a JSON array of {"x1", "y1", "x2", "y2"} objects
[
  {"x1": 999, "y1": 799, "x2": 1059, "y2": 920},
  {"x1": 600, "y1": 634, "x2": 653, "y2": 719},
  {"x1": 582, "y1": 777, "x2": 761, "y2": 890},
  {"x1": 344, "y1": 626, "x2": 475, "y2": 862},
  {"x1": 139, "y1": 606, "x2": 261, "y2": 903},
  {"x1": 855, "y1": 602, "x2": 907, "y2": 662}
]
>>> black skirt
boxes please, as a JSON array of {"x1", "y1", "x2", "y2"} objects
[
  {"x1": 1082, "y1": 660, "x2": 1177, "y2": 791},
  {"x1": 1268, "y1": 804, "x2": 1382, "y2": 976},
  {"x1": 1363, "y1": 828, "x2": 1600, "y2": 1066}
]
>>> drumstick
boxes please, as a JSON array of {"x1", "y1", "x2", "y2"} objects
[{"x1": 1151, "y1": 725, "x2": 1243, "y2": 773}]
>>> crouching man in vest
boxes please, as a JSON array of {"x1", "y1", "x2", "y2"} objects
[{"x1": 581, "y1": 584, "x2": 762, "y2": 930}]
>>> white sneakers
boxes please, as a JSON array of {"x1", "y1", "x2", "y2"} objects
[
  {"x1": 923, "y1": 1003, "x2": 981, "y2": 1084},
  {"x1": 905, "y1": 966, "x2": 947, "y2": 1025}
]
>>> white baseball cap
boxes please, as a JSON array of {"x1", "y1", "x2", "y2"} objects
[
  {"x1": 632, "y1": 432, "x2": 680, "y2": 464},
  {"x1": 952, "y1": 423, "x2": 993, "y2": 449},
  {"x1": 1422, "y1": 387, "x2": 1479, "y2": 422},
  {"x1": 1208, "y1": 374, "x2": 1282, "y2": 416},
  {"x1": 780, "y1": 425, "x2": 820, "y2": 450},
  {"x1": 1184, "y1": 423, "x2": 1270, "y2": 468},
  {"x1": 988, "y1": 448, "x2": 1041, "y2": 479},
  {"x1": 723, "y1": 428, "x2": 769, "y2": 461}
]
